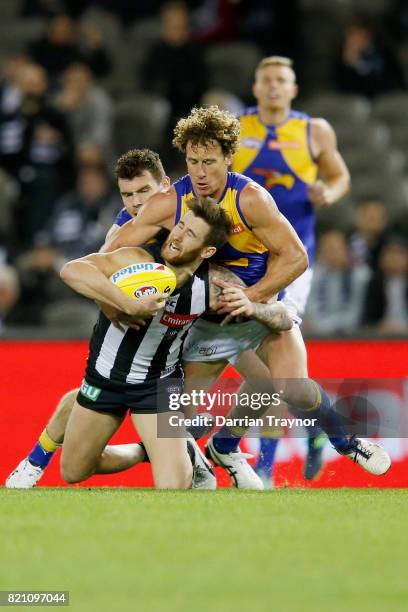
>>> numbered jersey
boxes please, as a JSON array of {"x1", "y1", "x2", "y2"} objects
[
  {"x1": 232, "y1": 108, "x2": 318, "y2": 264},
  {"x1": 174, "y1": 172, "x2": 268, "y2": 287}
]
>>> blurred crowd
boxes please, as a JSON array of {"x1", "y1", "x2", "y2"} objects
[
  {"x1": 0, "y1": 0, "x2": 407, "y2": 337},
  {"x1": 303, "y1": 200, "x2": 408, "y2": 336}
]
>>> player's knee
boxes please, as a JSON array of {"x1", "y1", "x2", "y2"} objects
[
  {"x1": 57, "y1": 389, "x2": 79, "y2": 415},
  {"x1": 60, "y1": 457, "x2": 90, "y2": 484}
]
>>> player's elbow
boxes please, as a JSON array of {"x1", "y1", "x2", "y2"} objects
[
  {"x1": 292, "y1": 243, "x2": 308, "y2": 276},
  {"x1": 102, "y1": 229, "x2": 128, "y2": 253},
  {"x1": 60, "y1": 261, "x2": 79, "y2": 286}
]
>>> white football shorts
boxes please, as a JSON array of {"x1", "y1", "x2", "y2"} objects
[{"x1": 182, "y1": 268, "x2": 313, "y2": 365}]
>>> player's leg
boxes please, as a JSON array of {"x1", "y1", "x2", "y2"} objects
[
  {"x1": 183, "y1": 318, "x2": 269, "y2": 489},
  {"x1": 256, "y1": 328, "x2": 391, "y2": 475},
  {"x1": 253, "y1": 328, "x2": 325, "y2": 482},
  {"x1": 46, "y1": 388, "x2": 79, "y2": 443},
  {"x1": 93, "y1": 443, "x2": 147, "y2": 474},
  {"x1": 182, "y1": 358, "x2": 228, "y2": 419},
  {"x1": 6, "y1": 388, "x2": 79, "y2": 488},
  {"x1": 60, "y1": 401, "x2": 124, "y2": 483},
  {"x1": 208, "y1": 326, "x2": 391, "y2": 479},
  {"x1": 131, "y1": 412, "x2": 192, "y2": 489}
]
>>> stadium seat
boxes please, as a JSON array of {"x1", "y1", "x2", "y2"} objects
[
  {"x1": 302, "y1": 93, "x2": 371, "y2": 123},
  {"x1": 79, "y1": 7, "x2": 123, "y2": 47},
  {"x1": 114, "y1": 93, "x2": 170, "y2": 154},
  {"x1": 348, "y1": 0, "x2": 392, "y2": 16},
  {"x1": 128, "y1": 17, "x2": 162, "y2": 50},
  {"x1": 372, "y1": 93, "x2": 408, "y2": 127},
  {"x1": 128, "y1": 18, "x2": 163, "y2": 91},
  {"x1": 335, "y1": 121, "x2": 390, "y2": 152},
  {"x1": 0, "y1": 0, "x2": 22, "y2": 18},
  {"x1": 343, "y1": 148, "x2": 406, "y2": 178},
  {"x1": 350, "y1": 175, "x2": 408, "y2": 215},
  {"x1": 205, "y1": 43, "x2": 262, "y2": 99},
  {"x1": 0, "y1": 20, "x2": 46, "y2": 54},
  {"x1": 387, "y1": 126, "x2": 408, "y2": 165},
  {"x1": 0, "y1": 170, "x2": 19, "y2": 234}
]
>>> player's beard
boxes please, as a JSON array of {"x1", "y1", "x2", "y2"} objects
[{"x1": 161, "y1": 240, "x2": 203, "y2": 266}]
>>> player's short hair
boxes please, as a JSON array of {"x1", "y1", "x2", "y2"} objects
[
  {"x1": 255, "y1": 56, "x2": 296, "y2": 80},
  {"x1": 186, "y1": 196, "x2": 233, "y2": 249},
  {"x1": 115, "y1": 149, "x2": 165, "y2": 184},
  {"x1": 173, "y1": 106, "x2": 240, "y2": 156}
]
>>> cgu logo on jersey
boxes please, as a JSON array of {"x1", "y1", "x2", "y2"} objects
[
  {"x1": 160, "y1": 312, "x2": 198, "y2": 329},
  {"x1": 252, "y1": 168, "x2": 295, "y2": 190},
  {"x1": 80, "y1": 379, "x2": 102, "y2": 401},
  {"x1": 134, "y1": 286, "x2": 157, "y2": 298},
  {"x1": 111, "y1": 262, "x2": 162, "y2": 283}
]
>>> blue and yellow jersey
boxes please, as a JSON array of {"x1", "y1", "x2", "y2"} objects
[
  {"x1": 173, "y1": 172, "x2": 268, "y2": 286},
  {"x1": 232, "y1": 107, "x2": 318, "y2": 264}
]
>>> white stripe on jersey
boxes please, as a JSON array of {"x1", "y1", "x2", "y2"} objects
[
  {"x1": 161, "y1": 319, "x2": 194, "y2": 379},
  {"x1": 126, "y1": 315, "x2": 168, "y2": 383},
  {"x1": 190, "y1": 275, "x2": 206, "y2": 313},
  {"x1": 159, "y1": 275, "x2": 206, "y2": 378},
  {"x1": 95, "y1": 323, "x2": 128, "y2": 379}
]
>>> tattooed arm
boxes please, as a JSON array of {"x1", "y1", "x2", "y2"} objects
[
  {"x1": 208, "y1": 265, "x2": 292, "y2": 331},
  {"x1": 208, "y1": 264, "x2": 245, "y2": 307}
]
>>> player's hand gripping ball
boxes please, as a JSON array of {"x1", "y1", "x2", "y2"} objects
[{"x1": 110, "y1": 262, "x2": 176, "y2": 299}]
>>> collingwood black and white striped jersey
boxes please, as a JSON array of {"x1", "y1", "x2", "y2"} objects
[{"x1": 85, "y1": 244, "x2": 209, "y2": 385}]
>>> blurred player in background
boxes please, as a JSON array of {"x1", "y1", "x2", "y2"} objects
[
  {"x1": 231, "y1": 56, "x2": 351, "y2": 485},
  {"x1": 6, "y1": 149, "x2": 170, "y2": 488}
]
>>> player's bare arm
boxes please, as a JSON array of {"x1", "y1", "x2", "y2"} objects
[
  {"x1": 308, "y1": 118, "x2": 350, "y2": 207},
  {"x1": 60, "y1": 248, "x2": 165, "y2": 317},
  {"x1": 104, "y1": 223, "x2": 121, "y2": 244},
  {"x1": 100, "y1": 188, "x2": 177, "y2": 252},
  {"x1": 208, "y1": 266, "x2": 292, "y2": 331},
  {"x1": 239, "y1": 183, "x2": 308, "y2": 302}
]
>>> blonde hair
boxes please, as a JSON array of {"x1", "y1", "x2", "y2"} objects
[{"x1": 255, "y1": 56, "x2": 296, "y2": 80}]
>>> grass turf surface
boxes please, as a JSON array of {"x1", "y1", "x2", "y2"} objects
[{"x1": 1, "y1": 489, "x2": 407, "y2": 612}]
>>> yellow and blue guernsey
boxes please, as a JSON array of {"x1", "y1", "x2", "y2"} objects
[
  {"x1": 174, "y1": 172, "x2": 268, "y2": 287},
  {"x1": 232, "y1": 108, "x2": 318, "y2": 264}
]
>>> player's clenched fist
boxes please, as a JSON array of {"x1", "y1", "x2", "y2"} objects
[{"x1": 307, "y1": 180, "x2": 333, "y2": 207}]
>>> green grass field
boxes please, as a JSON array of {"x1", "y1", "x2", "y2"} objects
[{"x1": 1, "y1": 489, "x2": 407, "y2": 612}]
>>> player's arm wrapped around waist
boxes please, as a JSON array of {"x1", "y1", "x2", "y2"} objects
[{"x1": 208, "y1": 265, "x2": 292, "y2": 331}]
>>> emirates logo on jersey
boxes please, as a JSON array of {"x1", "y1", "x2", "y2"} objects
[
  {"x1": 231, "y1": 224, "x2": 244, "y2": 234},
  {"x1": 268, "y1": 140, "x2": 301, "y2": 150},
  {"x1": 160, "y1": 312, "x2": 198, "y2": 328}
]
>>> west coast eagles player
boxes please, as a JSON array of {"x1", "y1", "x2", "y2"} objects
[{"x1": 231, "y1": 55, "x2": 351, "y2": 484}]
